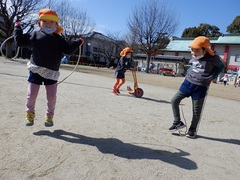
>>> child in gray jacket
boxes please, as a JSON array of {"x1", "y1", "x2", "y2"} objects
[{"x1": 169, "y1": 36, "x2": 224, "y2": 138}]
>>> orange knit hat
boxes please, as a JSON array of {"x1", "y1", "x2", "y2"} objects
[
  {"x1": 39, "y1": 8, "x2": 59, "y2": 23},
  {"x1": 120, "y1": 47, "x2": 133, "y2": 57},
  {"x1": 189, "y1": 36, "x2": 214, "y2": 56},
  {"x1": 38, "y1": 8, "x2": 63, "y2": 34}
]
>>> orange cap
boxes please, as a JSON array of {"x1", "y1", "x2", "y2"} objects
[
  {"x1": 120, "y1": 47, "x2": 133, "y2": 57},
  {"x1": 189, "y1": 36, "x2": 214, "y2": 56}
]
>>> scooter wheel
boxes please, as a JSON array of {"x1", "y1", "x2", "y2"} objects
[{"x1": 134, "y1": 88, "x2": 144, "y2": 98}]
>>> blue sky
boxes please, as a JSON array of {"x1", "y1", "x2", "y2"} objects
[{"x1": 70, "y1": 0, "x2": 239, "y2": 37}]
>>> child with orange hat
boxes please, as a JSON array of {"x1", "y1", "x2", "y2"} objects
[
  {"x1": 112, "y1": 47, "x2": 135, "y2": 95},
  {"x1": 14, "y1": 8, "x2": 84, "y2": 127},
  {"x1": 169, "y1": 36, "x2": 224, "y2": 138}
]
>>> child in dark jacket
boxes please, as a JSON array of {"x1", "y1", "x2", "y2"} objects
[
  {"x1": 112, "y1": 47, "x2": 135, "y2": 95},
  {"x1": 14, "y1": 8, "x2": 83, "y2": 127},
  {"x1": 169, "y1": 36, "x2": 224, "y2": 138}
]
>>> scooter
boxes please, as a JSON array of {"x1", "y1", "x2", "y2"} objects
[{"x1": 127, "y1": 69, "x2": 144, "y2": 98}]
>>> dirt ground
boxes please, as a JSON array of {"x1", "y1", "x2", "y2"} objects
[
  {"x1": 61, "y1": 63, "x2": 240, "y2": 102},
  {"x1": 0, "y1": 57, "x2": 239, "y2": 180}
]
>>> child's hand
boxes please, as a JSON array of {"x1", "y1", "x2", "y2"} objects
[
  {"x1": 79, "y1": 38, "x2": 84, "y2": 46},
  {"x1": 15, "y1": 22, "x2": 21, "y2": 27}
]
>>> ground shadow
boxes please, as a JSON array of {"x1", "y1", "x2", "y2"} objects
[
  {"x1": 118, "y1": 94, "x2": 171, "y2": 104},
  {"x1": 33, "y1": 129, "x2": 197, "y2": 170},
  {"x1": 197, "y1": 135, "x2": 240, "y2": 145},
  {"x1": 140, "y1": 97, "x2": 171, "y2": 104}
]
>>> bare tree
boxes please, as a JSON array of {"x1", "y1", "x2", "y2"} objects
[
  {"x1": 127, "y1": 0, "x2": 178, "y2": 72},
  {"x1": 103, "y1": 31, "x2": 128, "y2": 68},
  {"x1": 52, "y1": 0, "x2": 71, "y2": 35},
  {"x1": 0, "y1": 0, "x2": 44, "y2": 57},
  {"x1": 106, "y1": 31, "x2": 128, "y2": 55},
  {"x1": 67, "y1": 10, "x2": 95, "y2": 37},
  {"x1": 47, "y1": 0, "x2": 95, "y2": 37},
  {"x1": 95, "y1": 39, "x2": 115, "y2": 64},
  {"x1": 88, "y1": 33, "x2": 117, "y2": 67}
]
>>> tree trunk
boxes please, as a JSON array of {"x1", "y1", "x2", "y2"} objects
[{"x1": 145, "y1": 55, "x2": 151, "y2": 73}]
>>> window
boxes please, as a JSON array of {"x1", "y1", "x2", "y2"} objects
[{"x1": 235, "y1": 54, "x2": 240, "y2": 62}]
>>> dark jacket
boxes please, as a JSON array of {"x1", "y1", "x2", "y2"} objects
[
  {"x1": 115, "y1": 56, "x2": 133, "y2": 74},
  {"x1": 14, "y1": 26, "x2": 81, "y2": 71}
]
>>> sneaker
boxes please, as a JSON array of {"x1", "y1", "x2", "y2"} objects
[
  {"x1": 112, "y1": 90, "x2": 119, "y2": 95},
  {"x1": 116, "y1": 89, "x2": 120, "y2": 94},
  {"x1": 45, "y1": 116, "x2": 54, "y2": 127},
  {"x1": 169, "y1": 121, "x2": 186, "y2": 131},
  {"x1": 25, "y1": 112, "x2": 35, "y2": 126},
  {"x1": 186, "y1": 128, "x2": 196, "y2": 138},
  {"x1": 127, "y1": 86, "x2": 132, "y2": 91}
]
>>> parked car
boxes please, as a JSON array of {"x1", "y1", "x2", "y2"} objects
[{"x1": 160, "y1": 67, "x2": 176, "y2": 77}]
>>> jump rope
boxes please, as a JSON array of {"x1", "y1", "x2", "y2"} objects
[
  {"x1": 57, "y1": 47, "x2": 82, "y2": 85},
  {"x1": 0, "y1": 30, "x2": 82, "y2": 85},
  {"x1": 0, "y1": 24, "x2": 34, "y2": 59}
]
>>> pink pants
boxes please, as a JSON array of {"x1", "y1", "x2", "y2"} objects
[{"x1": 26, "y1": 83, "x2": 57, "y2": 117}]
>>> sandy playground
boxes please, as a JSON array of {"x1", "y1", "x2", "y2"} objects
[{"x1": 0, "y1": 57, "x2": 239, "y2": 180}]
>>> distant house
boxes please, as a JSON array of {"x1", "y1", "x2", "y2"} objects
[{"x1": 67, "y1": 31, "x2": 118, "y2": 67}]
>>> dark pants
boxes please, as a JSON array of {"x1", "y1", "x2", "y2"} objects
[{"x1": 171, "y1": 90, "x2": 205, "y2": 130}]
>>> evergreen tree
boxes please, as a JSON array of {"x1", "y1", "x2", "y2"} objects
[
  {"x1": 181, "y1": 23, "x2": 222, "y2": 38},
  {"x1": 226, "y1": 16, "x2": 240, "y2": 34}
]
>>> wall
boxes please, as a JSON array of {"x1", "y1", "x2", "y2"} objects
[
  {"x1": 163, "y1": 51, "x2": 191, "y2": 59},
  {"x1": 228, "y1": 45, "x2": 240, "y2": 66},
  {"x1": 214, "y1": 45, "x2": 225, "y2": 59}
]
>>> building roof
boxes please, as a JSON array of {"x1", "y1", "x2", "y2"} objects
[
  {"x1": 165, "y1": 34, "x2": 240, "y2": 52},
  {"x1": 165, "y1": 38, "x2": 193, "y2": 52},
  {"x1": 82, "y1": 31, "x2": 114, "y2": 42},
  {"x1": 215, "y1": 34, "x2": 240, "y2": 45}
]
